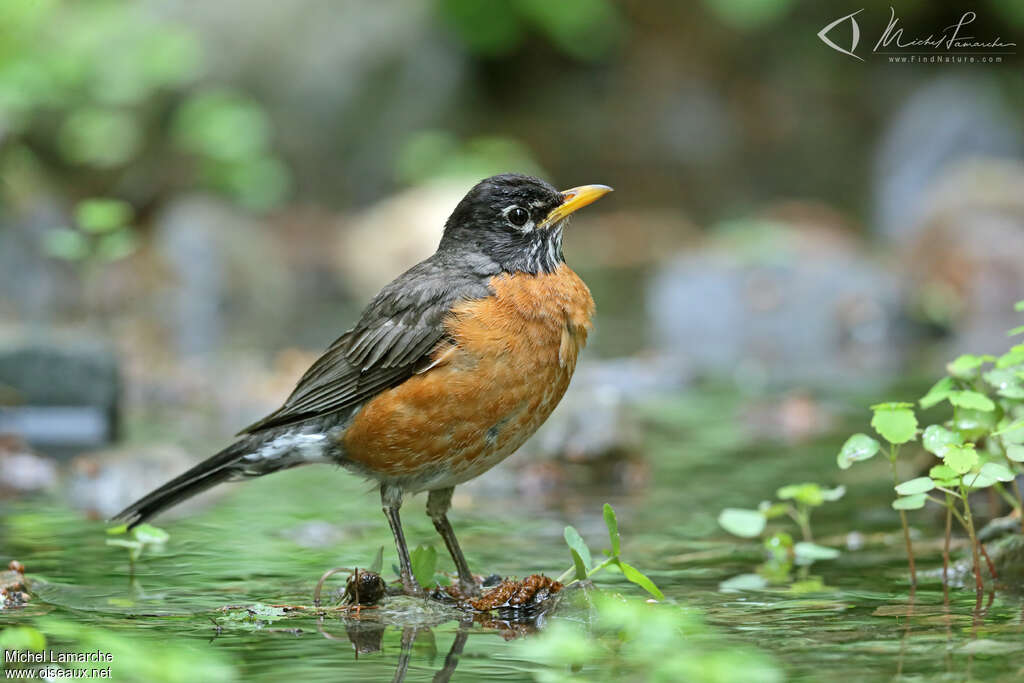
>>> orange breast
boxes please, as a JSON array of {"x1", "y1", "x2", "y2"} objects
[{"x1": 341, "y1": 263, "x2": 594, "y2": 490}]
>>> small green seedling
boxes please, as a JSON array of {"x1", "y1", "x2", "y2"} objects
[
  {"x1": 718, "y1": 482, "x2": 842, "y2": 587},
  {"x1": 106, "y1": 523, "x2": 169, "y2": 574},
  {"x1": 409, "y1": 544, "x2": 439, "y2": 590},
  {"x1": 557, "y1": 503, "x2": 663, "y2": 600}
]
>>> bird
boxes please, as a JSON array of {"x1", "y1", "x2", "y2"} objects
[{"x1": 114, "y1": 173, "x2": 612, "y2": 595}]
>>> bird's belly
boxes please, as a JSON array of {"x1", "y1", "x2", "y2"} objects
[{"x1": 340, "y1": 265, "x2": 593, "y2": 491}]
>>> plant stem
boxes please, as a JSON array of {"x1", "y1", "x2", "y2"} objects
[
  {"x1": 958, "y1": 482, "x2": 984, "y2": 593},
  {"x1": 942, "y1": 494, "x2": 952, "y2": 587},
  {"x1": 889, "y1": 445, "x2": 916, "y2": 586}
]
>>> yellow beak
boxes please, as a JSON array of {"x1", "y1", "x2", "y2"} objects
[{"x1": 539, "y1": 184, "x2": 613, "y2": 228}]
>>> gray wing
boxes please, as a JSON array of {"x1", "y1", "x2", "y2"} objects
[{"x1": 239, "y1": 257, "x2": 491, "y2": 435}]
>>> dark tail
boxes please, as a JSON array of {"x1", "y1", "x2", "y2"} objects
[{"x1": 112, "y1": 440, "x2": 250, "y2": 529}]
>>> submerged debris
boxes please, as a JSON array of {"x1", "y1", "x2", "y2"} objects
[
  {"x1": 438, "y1": 574, "x2": 563, "y2": 615},
  {"x1": 341, "y1": 568, "x2": 386, "y2": 606},
  {"x1": 2, "y1": 560, "x2": 30, "y2": 609}
]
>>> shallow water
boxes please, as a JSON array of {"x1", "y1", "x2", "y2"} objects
[{"x1": 3, "y1": 389, "x2": 1022, "y2": 682}]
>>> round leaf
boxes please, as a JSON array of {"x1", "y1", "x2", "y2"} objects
[
  {"x1": 922, "y1": 424, "x2": 963, "y2": 457},
  {"x1": 978, "y1": 461, "x2": 1015, "y2": 482},
  {"x1": 718, "y1": 508, "x2": 766, "y2": 538},
  {"x1": 776, "y1": 483, "x2": 824, "y2": 506},
  {"x1": 920, "y1": 376, "x2": 955, "y2": 409},
  {"x1": 892, "y1": 494, "x2": 927, "y2": 510},
  {"x1": 837, "y1": 433, "x2": 880, "y2": 469},
  {"x1": 949, "y1": 390, "x2": 996, "y2": 412},
  {"x1": 947, "y1": 354, "x2": 990, "y2": 379},
  {"x1": 944, "y1": 444, "x2": 979, "y2": 475},
  {"x1": 895, "y1": 477, "x2": 935, "y2": 495},
  {"x1": 870, "y1": 404, "x2": 918, "y2": 444},
  {"x1": 1007, "y1": 445, "x2": 1024, "y2": 462},
  {"x1": 963, "y1": 472, "x2": 998, "y2": 490}
]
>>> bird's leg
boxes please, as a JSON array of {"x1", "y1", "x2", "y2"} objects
[
  {"x1": 381, "y1": 484, "x2": 421, "y2": 596},
  {"x1": 427, "y1": 487, "x2": 479, "y2": 596}
]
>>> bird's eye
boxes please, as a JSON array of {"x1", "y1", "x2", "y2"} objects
[{"x1": 507, "y1": 206, "x2": 530, "y2": 227}]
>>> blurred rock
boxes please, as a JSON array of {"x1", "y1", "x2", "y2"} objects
[
  {"x1": 646, "y1": 220, "x2": 907, "y2": 386},
  {"x1": 0, "y1": 344, "x2": 120, "y2": 451},
  {"x1": 152, "y1": 196, "x2": 293, "y2": 356},
  {"x1": 902, "y1": 158, "x2": 1024, "y2": 354},
  {"x1": 0, "y1": 434, "x2": 57, "y2": 495},
  {"x1": 334, "y1": 181, "x2": 464, "y2": 300},
  {"x1": 67, "y1": 444, "x2": 209, "y2": 520},
  {"x1": 873, "y1": 76, "x2": 1022, "y2": 246}
]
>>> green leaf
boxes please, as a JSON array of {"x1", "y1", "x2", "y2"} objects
[
  {"x1": 949, "y1": 390, "x2": 996, "y2": 412},
  {"x1": 947, "y1": 354, "x2": 991, "y2": 379},
  {"x1": 793, "y1": 542, "x2": 840, "y2": 561},
  {"x1": 563, "y1": 526, "x2": 592, "y2": 571},
  {"x1": 920, "y1": 376, "x2": 955, "y2": 409},
  {"x1": 0, "y1": 626, "x2": 47, "y2": 652},
  {"x1": 717, "y1": 508, "x2": 766, "y2": 538},
  {"x1": 1007, "y1": 445, "x2": 1024, "y2": 462},
  {"x1": 892, "y1": 494, "x2": 927, "y2": 510},
  {"x1": 569, "y1": 548, "x2": 587, "y2": 581},
  {"x1": 922, "y1": 424, "x2": 963, "y2": 457},
  {"x1": 719, "y1": 573, "x2": 767, "y2": 592},
  {"x1": 963, "y1": 471, "x2": 998, "y2": 489},
  {"x1": 410, "y1": 545, "x2": 437, "y2": 589},
  {"x1": 995, "y1": 419, "x2": 1024, "y2": 444},
  {"x1": 602, "y1": 503, "x2": 620, "y2": 557},
  {"x1": 870, "y1": 403, "x2": 918, "y2": 444},
  {"x1": 1016, "y1": 300, "x2": 1024, "y2": 312},
  {"x1": 1009, "y1": 325, "x2": 1024, "y2": 337},
  {"x1": 978, "y1": 461, "x2": 1016, "y2": 482},
  {"x1": 777, "y1": 483, "x2": 825, "y2": 506},
  {"x1": 953, "y1": 408, "x2": 999, "y2": 441},
  {"x1": 944, "y1": 444, "x2": 979, "y2": 475},
  {"x1": 132, "y1": 523, "x2": 169, "y2": 544},
  {"x1": 983, "y1": 368, "x2": 1024, "y2": 399},
  {"x1": 895, "y1": 477, "x2": 935, "y2": 495},
  {"x1": 75, "y1": 198, "x2": 133, "y2": 233},
  {"x1": 616, "y1": 560, "x2": 664, "y2": 600},
  {"x1": 758, "y1": 501, "x2": 790, "y2": 519},
  {"x1": 820, "y1": 485, "x2": 846, "y2": 502},
  {"x1": 837, "y1": 433, "x2": 880, "y2": 469},
  {"x1": 929, "y1": 464, "x2": 957, "y2": 480},
  {"x1": 106, "y1": 524, "x2": 129, "y2": 535},
  {"x1": 369, "y1": 546, "x2": 384, "y2": 574}
]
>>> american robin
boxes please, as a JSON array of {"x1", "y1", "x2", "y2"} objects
[{"x1": 114, "y1": 174, "x2": 612, "y2": 595}]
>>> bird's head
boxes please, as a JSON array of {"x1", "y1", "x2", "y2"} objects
[{"x1": 439, "y1": 173, "x2": 612, "y2": 274}]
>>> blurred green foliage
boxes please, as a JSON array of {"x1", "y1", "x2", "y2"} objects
[
  {"x1": 396, "y1": 130, "x2": 544, "y2": 185},
  {"x1": 0, "y1": 0, "x2": 289, "y2": 218},
  {"x1": 513, "y1": 594, "x2": 781, "y2": 682},
  {"x1": 436, "y1": 0, "x2": 624, "y2": 61},
  {"x1": 43, "y1": 198, "x2": 137, "y2": 265}
]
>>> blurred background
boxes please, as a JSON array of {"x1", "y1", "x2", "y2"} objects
[{"x1": 2, "y1": 0, "x2": 1023, "y2": 567}]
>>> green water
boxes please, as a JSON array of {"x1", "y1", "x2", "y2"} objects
[{"x1": 3, "y1": 390, "x2": 1022, "y2": 681}]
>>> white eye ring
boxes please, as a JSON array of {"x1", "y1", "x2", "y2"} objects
[{"x1": 503, "y1": 206, "x2": 533, "y2": 232}]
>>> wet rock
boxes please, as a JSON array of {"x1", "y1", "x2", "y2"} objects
[
  {"x1": 0, "y1": 344, "x2": 120, "y2": 452},
  {"x1": 647, "y1": 221, "x2": 906, "y2": 386},
  {"x1": 0, "y1": 434, "x2": 57, "y2": 495},
  {"x1": 66, "y1": 444, "x2": 209, "y2": 520}
]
